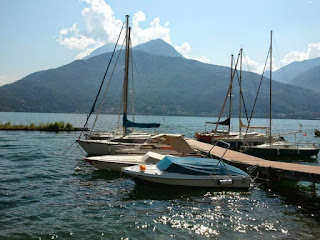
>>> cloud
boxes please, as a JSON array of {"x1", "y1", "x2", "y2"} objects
[
  {"x1": 194, "y1": 56, "x2": 211, "y2": 64},
  {"x1": 57, "y1": 0, "x2": 211, "y2": 63},
  {"x1": 81, "y1": 0, "x2": 123, "y2": 43},
  {"x1": 242, "y1": 55, "x2": 278, "y2": 74},
  {"x1": 57, "y1": 0, "x2": 173, "y2": 58},
  {"x1": 57, "y1": 23, "x2": 97, "y2": 50},
  {"x1": 174, "y1": 42, "x2": 191, "y2": 58},
  {"x1": 241, "y1": 42, "x2": 320, "y2": 74},
  {"x1": 130, "y1": 12, "x2": 172, "y2": 46},
  {"x1": 281, "y1": 42, "x2": 320, "y2": 65}
]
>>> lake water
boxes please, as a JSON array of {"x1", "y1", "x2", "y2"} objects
[{"x1": 1, "y1": 112, "x2": 320, "y2": 239}]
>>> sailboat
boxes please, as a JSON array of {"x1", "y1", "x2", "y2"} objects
[
  {"x1": 195, "y1": 50, "x2": 269, "y2": 149},
  {"x1": 244, "y1": 31, "x2": 319, "y2": 159},
  {"x1": 77, "y1": 15, "x2": 161, "y2": 155}
]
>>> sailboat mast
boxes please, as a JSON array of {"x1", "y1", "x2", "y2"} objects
[
  {"x1": 123, "y1": 15, "x2": 130, "y2": 136},
  {"x1": 228, "y1": 54, "x2": 233, "y2": 134},
  {"x1": 239, "y1": 48, "x2": 243, "y2": 135},
  {"x1": 269, "y1": 30, "x2": 272, "y2": 143}
]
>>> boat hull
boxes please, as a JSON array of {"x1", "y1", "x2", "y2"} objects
[
  {"x1": 77, "y1": 139, "x2": 136, "y2": 155},
  {"x1": 124, "y1": 173, "x2": 250, "y2": 188},
  {"x1": 194, "y1": 132, "x2": 212, "y2": 143},
  {"x1": 245, "y1": 147, "x2": 319, "y2": 159},
  {"x1": 86, "y1": 158, "x2": 142, "y2": 171},
  {"x1": 195, "y1": 132, "x2": 268, "y2": 150},
  {"x1": 122, "y1": 167, "x2": 250, "y2": 188},
  {"x1": 212, "y1": 137, "x2": 267, "y2": 150},
  {"x1": 84, "y1": 152, "x2": 165, "y2": 171}
]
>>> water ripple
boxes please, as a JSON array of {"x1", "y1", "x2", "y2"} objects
[{"x1": 1, "y1": 114, "x2": 320, "y2": 239}]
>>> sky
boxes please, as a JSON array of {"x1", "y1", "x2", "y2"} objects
[{"x1": 1, "y1": 0, "x2": 320, "y2": 86}]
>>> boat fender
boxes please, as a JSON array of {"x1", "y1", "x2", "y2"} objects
[
  {"x1": 140, "y1": 165, "x2": 146, "y2": 172},
  {"x1": 85, "y1": 159, "x2": 93, "y2": 165},
  {"x1": 218, "y1": 179, "x2": 233, "y2": 186}
]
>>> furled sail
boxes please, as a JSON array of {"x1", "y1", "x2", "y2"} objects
[
  {"x1": 123, "y1": 114, "x2": 160, "y2": 129},
  {"x1": 206, "y1": 117, "x2": 230, "y2": 126}
]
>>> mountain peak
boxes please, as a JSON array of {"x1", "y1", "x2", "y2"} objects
[
  {"x1": 133, "y1": 39, "x2": 183, "y2": 58},
  {"x1": 84, "y1": 38, "x2": 183, "y2": 60}
]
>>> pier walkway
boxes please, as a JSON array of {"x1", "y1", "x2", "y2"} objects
[{"x1": 186, "y1": 139, "x2": 320, "y2": 183}]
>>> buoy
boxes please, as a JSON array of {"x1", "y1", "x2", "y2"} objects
[{"x1": 140, "y1": 165, "x2": 146, "y2": 172}]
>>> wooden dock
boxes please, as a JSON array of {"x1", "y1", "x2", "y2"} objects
[{"x1": 186, "y1": 139, "x2": 320, "y2": 184}]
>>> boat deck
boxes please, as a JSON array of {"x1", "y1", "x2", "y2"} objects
[{"x1": 186, "y1": 139, "x2": 320, "y2": 183}]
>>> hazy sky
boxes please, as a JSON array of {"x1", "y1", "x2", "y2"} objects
[{"x1": 1, "y1": 0, "x2": 320, "y2": 86}]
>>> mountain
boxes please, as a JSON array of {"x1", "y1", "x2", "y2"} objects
[
  {"x1": 271, "y1": 57, "x2": 320, "y2": 85},
  {"x1": 290, "y1": 65, "x2": 320, "y2": 92},
  {"x1": 0, "y1": 40, "x2": 320, "y2": 119},
  {"x1": 132, "y1": 39, "x2": 183, "y2": 58},
  {"x1": 83, "y1": 38, "x2": 183, "y2": 60}
]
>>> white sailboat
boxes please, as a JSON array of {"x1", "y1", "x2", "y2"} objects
[
  {"x1": 77, "y1": 15, "x2": 161, "y2": 155},
  {"x1": 195, "y1": 50, "x2": 269, "y2": 149},
  {"x1": 244, "y1": 31, "x2": 319, "y2": 159}
]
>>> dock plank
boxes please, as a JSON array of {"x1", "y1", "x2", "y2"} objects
[{"x1": 186, "y1": 139, "x2": 320, "y2": 183}]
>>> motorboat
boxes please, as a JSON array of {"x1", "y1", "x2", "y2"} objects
[
  {"x1": 84, "y1": 151, "x2": 165, "y2": 172},
  {"x1": 122, "y1": 155, "x2": 251, "y2": 188}
]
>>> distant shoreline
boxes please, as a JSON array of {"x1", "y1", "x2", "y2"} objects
[
  {"x1": 0, "y1": 121, "x2": 89, "y2": 132},
  {"x1": 0, "y1": 127, "x2": 89, "y2": 132},
  {"x1": 0, "y1": 111, "x2": 319, "y2": 121}
]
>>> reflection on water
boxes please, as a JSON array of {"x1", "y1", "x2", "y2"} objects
[{"x1": 125, "y1": 183, "x2": 250, "y2": 201}]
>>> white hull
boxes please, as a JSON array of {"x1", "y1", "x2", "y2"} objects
[
  {"x1": 77, "y1": 139, "x2": 137, "y2": 155},
  {"x1": 123, "y1": 165, "x2": 251, "y2": 188},
  {"x1": 84, "y1": 152, "x2": 165, "y2": 171},
  {"x1": 86, "y1": 156, "x2": 144, "y2": 171},
  {"x1": 77, "y1": 134, "x2": 192, "y2": 156}
]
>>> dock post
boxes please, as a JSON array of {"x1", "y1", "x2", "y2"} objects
[{"x1": 312, "y1": 182, "x2": 316, "y2": 198}]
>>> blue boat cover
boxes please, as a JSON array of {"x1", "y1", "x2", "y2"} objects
[{"x1": 156, "y1": 156, "x2": 249, "y2": 176}]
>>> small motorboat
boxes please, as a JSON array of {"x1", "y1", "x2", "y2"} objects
[
  {"x1": 315, "y1": 129, "x2": 320, "y2": 137},
  {"x1": 122, "y1": 155, "x2": 251, "y2": 189},
  {"x1": 84, "y1": 151, "x2": 165, "y2": 172}
]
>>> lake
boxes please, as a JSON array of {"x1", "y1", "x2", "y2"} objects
[{"x1": 1, "y1": 112, "x2": 320, "y2": 239}]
